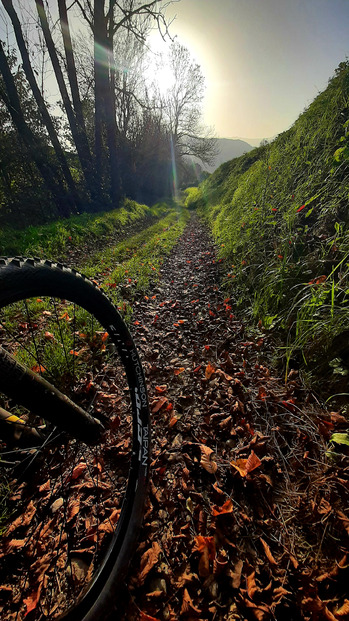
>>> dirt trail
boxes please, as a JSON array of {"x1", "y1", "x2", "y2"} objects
[{"x1": 119, "y1": 214, "x2": 349, "y2": 620}]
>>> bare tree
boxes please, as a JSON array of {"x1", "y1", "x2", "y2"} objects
[
  {"x1": 0, "y1": 39, "x2": 71, "y2": 218},
  {"x1": 162, "y1": 42, "x2": 217, "y2": 168},
  {"x1": 35, "y1": 0, "x2": 101, "y2": 206},
  {"x1": 1, "y1": 0, "x2": 81, "y2": 212}
]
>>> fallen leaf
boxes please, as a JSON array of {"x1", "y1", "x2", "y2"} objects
[
  {"x1": 71, "y1": 462, "x2": 87, "y2": 480},
  {"x1": 151, "y1": 397, "x2": 168, "y2": 413},
  {"x1": 260, "y1": 538, "x2": 277, "y2": 566},
  {"x1": 193, "y1": 535, "x2": 216, "y2": 558},
  {"x1": 24, "y1": 583, "x2": 42, "y2": 616},
  {"x1": 180, "y1": 588, "x2": 202, "y2": 616},
  {"x1": 212, "y1": 499, "x2": 234, "y2": 516},
  {"x1": 200, "y1": 445, "x2": 218, "y2": 474},
  {"x1": 44, "y1": 331, "x2": 55, "y2": 340},
  {"x1": 230, "y1": 559, "x2": 243, "y2": 589},
  {"x1": 174, "y1": 367, "x2": 185, "y2": 376},
  {"x1": 337, "y1": 511, "x2": 349, "y2": 535},
  {"x1": 138, "y1": 541, "x2": 161, "y2": 585},
  {"x1": 336, "y1": 600, "x2": 349, "y2": 617},
  {"x1": 67, "y1": 498, "x2": 80, "y2": 522},
  {"x1": 246, "y1": 568, "x2": 258, "y2": 599},
  {"x1": 205, "y1": 362, "x2": 215, "y2": 379},
  {"x1": 31, "y1": 364, "x2": 46, "y2": 373},
  {"x1": 231, "y1": 451, "x2": 262, "y2": 477}
]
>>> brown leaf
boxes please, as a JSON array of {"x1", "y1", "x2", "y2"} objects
[
  {"x1": 246, "y1": 569, "x2": 258, "y2": 599},
  {"x1": 71, "y1": 462, "x2": 87, "y2": 481},
  {"x1": 180, "y1": 588, "x2": 202, "y2": 616},
  {"x1": 198, "y1": 545, "x2": 210, "y2": 577},
  {"x1": 336, "y1": 600, "x2": 349, "y2": 617},
  {"x1": 151, "y1": 397, "x2": 168, "y2": 413},
  {"x1": 260, "y1": 538, "x2": 277, "y2": 566},
  {"x1": 330, "y1": 411, "x2": 348, "y2": 426},
  {"x1": 5, "y1": 538, "x2": 26, "y2": 553},
  {"x1": 200, "y1": 445, "x2": 217, "y2": 474},
  {"x1": 6, "y1": 500, "x2": 36, "y2": 535},
  {"x1": 67, "y1": 498, "x2": 80, "y2": 522},
  {"x1": 39, "y1": 480, "x2": 50, "y2": 493},
  {"x1": 318, "y1": 498, "x2": 332, "y2": 515},
  {"x1": 137, "y1": 541, "x2": 161, "y2": 585},
  {"x1": 230, "y1": 559, "x2": 243, "y2": 589},
  {"x1": 244, "y1": 599, "x2": 270, "y2": 620},
  {"x1": 337, "y1": 511, "x2": 349, "y2": 535}
]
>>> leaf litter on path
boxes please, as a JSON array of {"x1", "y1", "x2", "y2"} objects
[{"x1": 120, "y1": 213, "x2": 348, "y2": 620}]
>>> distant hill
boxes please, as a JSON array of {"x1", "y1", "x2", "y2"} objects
[{"x1": 204, "y1": 138, "x2": 253, "y2": 173}]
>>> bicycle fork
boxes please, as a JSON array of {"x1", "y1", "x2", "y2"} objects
[{"x1": 0, "y1": 346, "x2": 103, "y2": 444}]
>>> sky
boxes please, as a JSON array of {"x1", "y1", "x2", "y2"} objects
[{"x1": 155, "y1": 0, "x2": 349, "y2": 142}]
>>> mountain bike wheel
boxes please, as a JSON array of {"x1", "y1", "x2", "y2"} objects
[{"x1": 0, "y1": 258, "x2": 150, "y2": 621}]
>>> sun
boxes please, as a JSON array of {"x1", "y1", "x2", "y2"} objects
[{"x1": 144, "y1": 35, "x2": 175, "y2": 96}]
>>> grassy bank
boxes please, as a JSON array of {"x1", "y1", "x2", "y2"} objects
[
  {"x1": 192, "y1": 61, "x2": 349, "y2": 400},
  {"x1": 81, "y1": 207, "x2": 190, "y2": 321},
  {"x1": 0, "y1": 199, "x2": 168, "y2": 259}
]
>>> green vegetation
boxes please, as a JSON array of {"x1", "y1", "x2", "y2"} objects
[
  {"x1": 82, "y1": 208, "x2": 190, "y2": 320},
  {"x1": 0, "y1": 199, "x2": 168, "y2": 259},
  {"x1": 195, "y1": 61, "x2": 349, "y2": 399}
]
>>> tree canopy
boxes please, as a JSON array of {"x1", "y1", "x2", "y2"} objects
[{"x1": 0, "y1": 0, "x2": 216, "y2": 225}]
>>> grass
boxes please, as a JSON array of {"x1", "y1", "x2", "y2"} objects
[
  {"x1": 81, "y1": 207, "x2": 190, "y2": 320},
  {"x1": 0, "y1": 198, "x2": 169, "y2": 259},
  {"x1": 194, "y1": 60, "x2": 349, "y2": 399}
]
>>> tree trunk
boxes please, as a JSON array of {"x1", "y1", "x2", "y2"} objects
[
  {"x1": 2, "y1": 0, "x2": 80, "y2": 214},
  {"x1": 57, "y1": 0, "x2": 101, "y2": 204},
  {"x1": 35, "y1": 0, "x2": 100, "y2": 208},
  {"x1": 93, "y1": 0, "x2": 107, "y2": 186},
  {"x1": 0, "y1": 41, "x2": 71, "y2": 218},
  {"x1": 105, "y1": 0, "x2": 121, "y2": 205}
]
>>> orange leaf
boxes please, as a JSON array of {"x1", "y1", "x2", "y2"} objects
[
  {"x1": 69, "y1": 349, "x2": 80, "y2": 356},
  {"x1": 155, "y1": 385, "x2": 167, "y2": 394},
  {"x1": 205, "y1": 362, "x2": 215, "y2": 380},
  {"x1": 231, "y1": 450, "x2": 262, "y2": 477},
  {"x1": 193, "y1": 535, "x2": 216, "y2": 559},
  {"x1": 24, "y1": 583, "x2": 42, "y2": 616},
  {"x1": 139, "y1": 613, "x2": 161, "y2": 621},
  {"x1": 212, "y1": 499, "x2": 234, "y2": 516},
  {"x1": 31, "y1": 364, "x2": 45, "y2": 373},
  {"x1": 174, "y1": 367, "x2": 185, "y2": 376},
  {"x1": 71, "y1": 462, "x2": 87, "y2": 480},
  {"x1": 200, "y1": 445, "x2": 217, "y2": 474},
  {"x1": 44, "y1": 331, "x2": 55, "y2": 340}
]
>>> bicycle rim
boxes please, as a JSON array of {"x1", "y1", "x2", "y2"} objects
[{"x1": 0, "y1": 259, "x2": 150, "y2": 620}]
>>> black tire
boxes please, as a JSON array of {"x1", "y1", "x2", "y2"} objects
[{"x1": 0, "y1": 257, "x2": 150, "y2": 620}]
